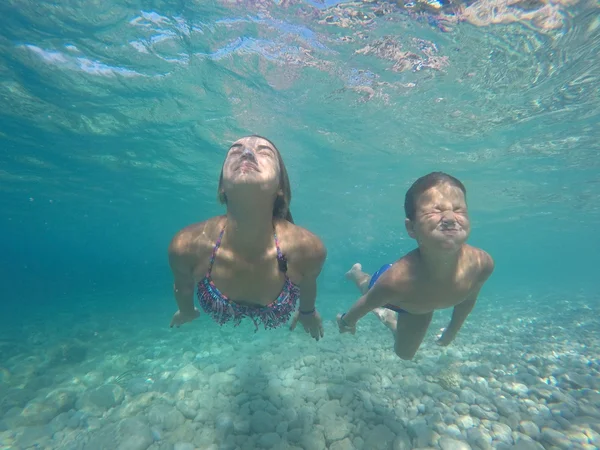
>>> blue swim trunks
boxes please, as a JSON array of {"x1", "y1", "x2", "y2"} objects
[
  {"x1": 368, "y1": 263, "x2": 393, "y2": 289},
  {"x1": 368, "y1": 263, "x2": 406, "y2": 314}
]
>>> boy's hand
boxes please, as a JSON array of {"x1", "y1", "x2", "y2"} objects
[{"x1": 336, "y1": 313, "x2": 356, "y2": 335}]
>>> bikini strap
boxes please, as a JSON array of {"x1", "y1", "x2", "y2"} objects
[
  {"x1": 207, "y1": 224, "x2": 226, "y2": 276},
  {"x1": 274, "y1": 229, "x2": 288, "y2": 273}
]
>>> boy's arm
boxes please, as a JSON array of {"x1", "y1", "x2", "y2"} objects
[
  {"x1": 339, "y1": 281, "x2": 397, "y2": 331},
  {"x1": 436, "y1": 287, "x2": 479, "y2": 346},
  {"x1": 438, "y1": 254, "x2": 494, "y2": 345}
]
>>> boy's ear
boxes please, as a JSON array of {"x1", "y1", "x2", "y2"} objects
[{"x1": 405, "y1": 218, "x2": 416, "y2": 239}]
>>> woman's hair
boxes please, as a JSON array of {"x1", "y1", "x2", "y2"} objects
[{"x1": 218, "y1": 135, "x2": 294, "y2": 223}]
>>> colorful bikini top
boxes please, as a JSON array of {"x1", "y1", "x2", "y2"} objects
[{"x1": 196, "y1": 224, "x2": 300, "y2": 331}]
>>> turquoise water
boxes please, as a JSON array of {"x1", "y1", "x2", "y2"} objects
[{"x1": 1, "y1": 0, "x2": 599, "y2": 449}]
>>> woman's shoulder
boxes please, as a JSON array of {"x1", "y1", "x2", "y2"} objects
[
  {"x1": 169, "y1": 216, "x2": 226, "y2": 258},
  {"x1": 275, "y1": 219, "x2": 326, "y2": 268}
]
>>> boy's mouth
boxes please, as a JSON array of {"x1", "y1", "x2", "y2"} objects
[{"x1": 439, "y1": 227, "x2": 461, "y2": 234}]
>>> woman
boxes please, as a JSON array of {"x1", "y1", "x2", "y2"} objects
[{"x1": 168, "y1": 135, "x2": 326, "y2": 340}]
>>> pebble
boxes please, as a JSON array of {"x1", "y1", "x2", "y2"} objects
[
  {"x1": 341, "y1": 389, "x2": 354, "y2": 407},
  {"x1": 456, "y1": 415, "x2": 475, "y2": 430},
  {"x1": 579, "y1": 403, "x2": 600, "y2": 419},
  {"x1": 408, "y1": 418, "x2": 435, "y2": 447},
  {"x1": 585, "y1": 427, "x2": 600, "y2": 446},
  {"x1": 18, "y1": 400, "x2": 62, "y2": 426},
  {"x1": 325, "y1": 419, "x2": 352, "y2": 443},
  {"x1": 258, "y1": 432, "x2": 281, "y2": 448},
  {"x1": 393, "y1": 430, "x2": 412, "y2": 450},
  {"x1": 215, "y1": 413, "x2": 234, "y2": 440},
  {"x1": 173, "y1": 444, "x2": 194, "y2": 450},
  {"x1": 67, "y1": 410, "x2": 86, "y2": 429},
  {"x1": 77, "y1": 384, "x2": 124, "y2": 413},
  {"x1": 49, "y1": 411, "x2": 71, "y2": 432},
  {"x1": 518, "y1": 420, "x2": 540, "y2": 439},
  {"x1": 454, "y1": 403, "x2": 470, "y2": 415},
  {"x1": 445, "y1": 424, "x2": 462, "y2": 438},
  {"x1": 495, "y1": 397, "x2": 520, "y2": 417},
  {"x1": 473, "y1": 364, "x2": 492, "y2": 378},
  {"x1": 175, "y1": 400, "x2": 197, "y2": 419},
  {"x1": 147, "y1": 404, "x2": 185, "y2": 432},
  {"x1": 330, "y1": 438, "x2": 354, "y2": 450},
  {"x1": 467, "y1": 427, "x2": 492, "y2": 449},
  {"x1": 364, "y1": 424, "x2": 396, "y2": 449},
  {"x1": 172, "y1": 364, "x2": 200, "y2": 384},
  {"x1": 439, "y1": 436, "x2": 472, "y2": 450},
  {"x1": 491, "y1": 422, "x2": 513, "y2": 444},
  {"x1": 353, "y1": 436, "x2": 365, "y2": 449},
  {"x1": 82, "y1": 371, "x2": 105, "y2": 388},
  {"x1": 512, "y1": 439, "x2": 545, "y2": 450},
  {"x1": 327, "y1": 384, "x2": 345, "y2": 400},
  {"x1": 470, "y1": 405, "x2": 499, "y2": 421},
  {"x1": 540, "y1": 427, "x2": 572, "y2": 449},
  {"x1": 459, "y1": 389, "x2": 477, "y2": 405},
  {"x1": 300, "y1": 429, "x2": 326, "y2": 450},
  {"x1": 503, "y1": 382, "x2": 529, "y2": 397},
  {"x1": 16, "y1": 425, "x2": 52, "y2": 448},
  {"x1": 84, "y1": 417, "x2": 153, "y2": 450},
  {"x1": 359, "y1": 390, "x2": 373, "y2": 411},
  {"x1": 250, "y1": 410, "x2": 276, "y2": 434}
]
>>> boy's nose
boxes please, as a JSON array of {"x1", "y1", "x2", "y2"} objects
[{"x1": 441, "y1": 213, "x2": 456, "y2": 225}]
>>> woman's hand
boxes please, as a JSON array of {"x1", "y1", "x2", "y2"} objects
[
  {"x1": 436, "y1": 329, "x2": 454, "y2": 346},
  {"x1": 170, "y1": 308, "x2": 200, "y2": 328},
  {"x1": 290, "y1": 310, "x2": 324, "y2": 341}
]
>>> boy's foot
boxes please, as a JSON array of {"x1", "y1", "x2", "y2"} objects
[
  {"x1": 372, "y1": 307, "x2": 398, "y2": 332},
  {"x1": 345, "y1": 263, "x2": 363, "y2": 282}
]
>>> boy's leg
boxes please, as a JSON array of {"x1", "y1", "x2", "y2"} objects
[
  {"x1": 345, "y1": 263, "x2": 371, "y2": 294},
  {"x1": 372, "y1": 308, "x2": 398, "y2": 332},
  {"x1": 393, "y1": 312, "x2": 433, "y2": 360}
]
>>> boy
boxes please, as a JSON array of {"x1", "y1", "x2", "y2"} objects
[{"x1": 338, "y1": 172, "x2": 494, "y2": 360}]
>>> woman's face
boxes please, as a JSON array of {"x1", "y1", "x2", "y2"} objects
[{"x1": 220, "y1": 136, "x2": 281, "y2": 198}]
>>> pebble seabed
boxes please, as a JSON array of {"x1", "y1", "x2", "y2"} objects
[{"x1": 0, "y1": 295, "x2": 598, "y2": 450}]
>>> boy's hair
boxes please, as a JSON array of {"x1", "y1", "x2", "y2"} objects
[{"x1": 404, "y1": 172, "x2": 467, "y2": 220}]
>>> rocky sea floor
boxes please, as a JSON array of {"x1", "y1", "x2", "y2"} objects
[{"x1": 0, "y1": 292, "x2": 598, "y2": 450}]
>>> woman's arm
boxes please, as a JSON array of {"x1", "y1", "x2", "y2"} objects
[
  {"x1": 288, "y1": 226, "x2": 327, "y2": 340},
  {"x1": 297, "y1": 239, "x2": 327, "y2": 313},
  {"x1": 168, "y1": 235, "x2": 197, "y2": 315}
]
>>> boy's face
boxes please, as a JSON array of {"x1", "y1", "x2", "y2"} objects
[{"x1": 406, "y1": 183, "x2": 470, "y2": 251}]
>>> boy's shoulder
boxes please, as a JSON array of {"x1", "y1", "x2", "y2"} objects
[
  {"x1": 378, "y1": 251, "x2": 420, "y2": 290},
  {"x1": 464, "y1": 245, "x2": 495, "y2": 282}
]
